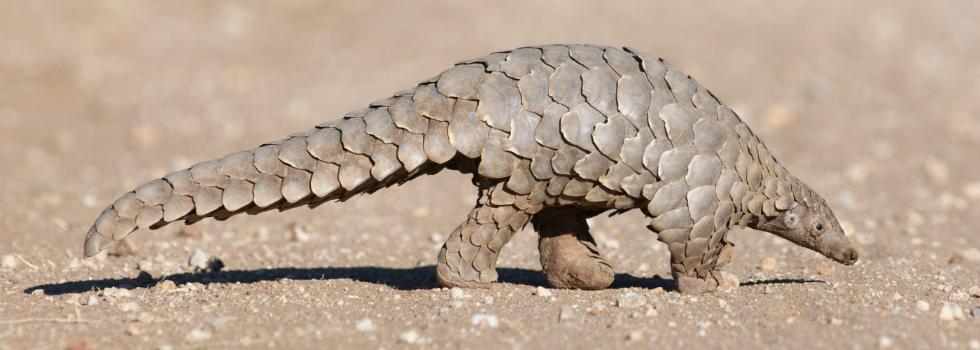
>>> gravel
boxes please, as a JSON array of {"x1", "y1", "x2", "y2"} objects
[
  {"x1": 290, "y1": 224, "x2": 313, "y2": 242},
  {"x1": 118, "y1": 302, "x2": 139, "y2": 312},
  {"x1": 939, "y1": 304, "x2": 965, "y2": 321},
  {"x1": 2, "y1": 2, "x2": 980, "y2": 349},
  {"x1": 617, "y1": 292, "x2": 647, "y2": 308},
  {"x1": 471, "y1": 314, "x2": 500, "y2": 328},
  {"x1": 879, "y1": 336, "x2": 894, "y2": 348},
  {"x1": 716, "y1": 271, "x2": 740, "y2": 291},
  {"x1": 355, "y1": 318, "x2": 376, "y2": 332},
  {"x1": 398, "y1": 330, "x2": 423, "y2": 344},
  {"x1": 151, "y1": 280, "x2": 177, "y2": 292},
  {"x1": 1, "y1": 254, "x2": 18, "y2": 268},
  {"x1": 185, "y1": 329, "x2": 213, "y2": 342},
  {"x1": 188, "y1": 249, "x2": 209, "y2": 270},
  {"x1": 916, "y1": 300, "x2": 930, "y2": 312},
  {"x1": 102, "y1": 287, "x2": 133, "y2": 299},
  {"x1": 962, "y1": 248, "x2": 980, "y2": 262},
  {"x1": 758, "y1": 258, "x2": 777, "y2": 271},
  {"x1": 450, "y1": 287, "x2": 466, "y2": 301}
]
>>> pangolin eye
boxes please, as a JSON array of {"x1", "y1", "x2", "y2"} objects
[{"x1": 814, "y1": 222, "x2": 824, "y2": 232}]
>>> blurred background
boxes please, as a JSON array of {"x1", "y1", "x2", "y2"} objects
[{"x1": 0, "y1": 1, "x2": 978, "y2": 349}]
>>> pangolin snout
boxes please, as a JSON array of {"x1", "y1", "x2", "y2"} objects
[{"x1": 832, "y1": 247, "x2": 858, "y2": 265}]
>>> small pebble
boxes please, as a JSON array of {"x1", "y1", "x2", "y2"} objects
[
  {"x1": 134, "y1": 312, "x2": 155, "y2": 323},
  {"x1": 939, "y1": 303, "x2": 965, "y2": 321},
  {"x1": 535, "y1": 286, "x2": 553, "y2": 297},
  {"x1": 118, "y1": 302, "x2": 139, "y2": 312},
  {"x1": 846, "y1": 164, "x2": 869, "y2": 183},
  {"x1": 449, "y1": 287, "x2": 466, "y2": 301},
  {"x1": 962, "y1": 248, "x2": 980, "y2": 262},
  {"x1": 907, "y1": 211, "x2": 925, "y2": 227},
  {"x1": 1, "y1": 254, "x2": 18, "y2": 268},
  {"x1": 916, "y1": 300, "x2": 930, "y2": 311},
  {"x1": 818, "y1": 263, "x2": 833, "y2": 277},
  {"x1": 185, "y1": 328, "x2": 212, "y2": 342},
  {"x1": 398, "y1": 330, "x2": 422, "y2": 344},
  {"x1": 471, "y1": 314, "x2": 499, "y2": 328},
  {"x1": 290, "y1": 224, "x2": 313, "y2": 242},
  {"x1": 81, "y1": 193, "x2": 98, "y2": 209},
  {"x1": 602, "y1": 238, "x2": 621, "y2": 250},
  {"x1": 82, "y1": 295, "x2": 99, "y2": 306},
  {"x1": 102, "y1": 287, "x2": 133, "y2": 299},
  {"x1": 188, "y1": 249, "x2": 209, "y2": 270},
  {"x1": 137, "y1": 257, "x2": 156, "y2": 272},
  {"x1": 412, "y1": 207, "x2": 430, "y2": 218},
  {"x1": 179, "y1": 226, "x2": 203, "y2": 239},
  {"x1": 203, "y1": 316, "x2": 227, "y2": 328},
  {"x1": 963, "y1": 182, "x2": 980, "y2": 200},
  {"x1": 152, "y1": 280, "x2": 177, "y2": 292},
  {"x1": 355, "y1": 318, "x2": 376, "y2": 332},
  {"x1": 716, "y1": 271, "x2": 740, "y2": 291},
  {"x1": 758, "y1": 257, "x2": 777, "y2": 271},
  {"x1": 645, "y1": 307, "x2": 658, "y2": 317},
  {"x1": 254, "y1": 226, "x2": 270, "y2": 241},
  {"x1": 617, "y1": 292, "x2": 647, "y2": 308},
  {"x1": 67, "y1": 339, "x2": 91, "y2": 350},
  {"x1": 125, "y1": 325, "x2": 141, "y2": 336},
  {"x1": 558, "y1": 306, "x2": 574, "y2": 322},
  {"x1": 879, "y1": 336, "x2": 893, "y2": 348},
  {"x1": 950, "y1": 291, "x2": 970, "y2": 301},
  {"x1": 923, "y1": 157, "x2": 949, "y2": 185},
  {"x1": 626, "y1": 330, "x2": 643, "y2": 341}
]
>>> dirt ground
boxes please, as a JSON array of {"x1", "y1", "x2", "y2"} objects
[{"x1": 1, "y1": 1, "x2": 979, "y2": 349}]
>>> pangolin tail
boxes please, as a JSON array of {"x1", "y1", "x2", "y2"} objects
[{"x1": 83, "y1": 110, "x2": 448, "y2": 257}]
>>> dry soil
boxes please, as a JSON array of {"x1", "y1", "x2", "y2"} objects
[{"x1": 1, "y1": 1, "x2": 979, "y2": 349}]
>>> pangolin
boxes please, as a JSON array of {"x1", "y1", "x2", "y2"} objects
[{"x1": 82, "y1": 44, "x2": 858, "y2": 294}]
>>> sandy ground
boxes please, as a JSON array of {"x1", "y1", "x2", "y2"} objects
[{"x1": 1, "y1": 1, "x2": 979, "y2": 349}]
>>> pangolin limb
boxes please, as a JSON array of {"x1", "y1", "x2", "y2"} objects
[{"x1": 84, "y1": 44, "x2": 857, "y2": 294}]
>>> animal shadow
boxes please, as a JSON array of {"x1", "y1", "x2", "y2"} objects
[{"x1": 25, "y1": 266, "x2": 822, "y2": 295}]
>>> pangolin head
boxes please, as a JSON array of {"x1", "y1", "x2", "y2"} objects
[{"x1": 756, "y1": 192, "x2": 858, "y2": 265}]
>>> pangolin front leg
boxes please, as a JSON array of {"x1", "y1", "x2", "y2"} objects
[
  {"x1": 532, "y1": 207, "x2": 615, "y2": 290},
  {"x1": 657, "y1": 226, "x2": 735, "y2": 294}
]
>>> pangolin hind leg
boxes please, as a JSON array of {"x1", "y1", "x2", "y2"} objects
[
  {"x1": 532, "y1": 207, "x2": 615, "y2": 290},
  {"x1": 435, "y1": 184, "x2": 531, "y2": 288}
]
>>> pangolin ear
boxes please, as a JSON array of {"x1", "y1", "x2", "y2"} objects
[
  {"x1": 782, "y1": 204, "x2": 804, "y2": 229},
  {"x1": 783, "y1": 211, "x2": 800, "y2": 228}
]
